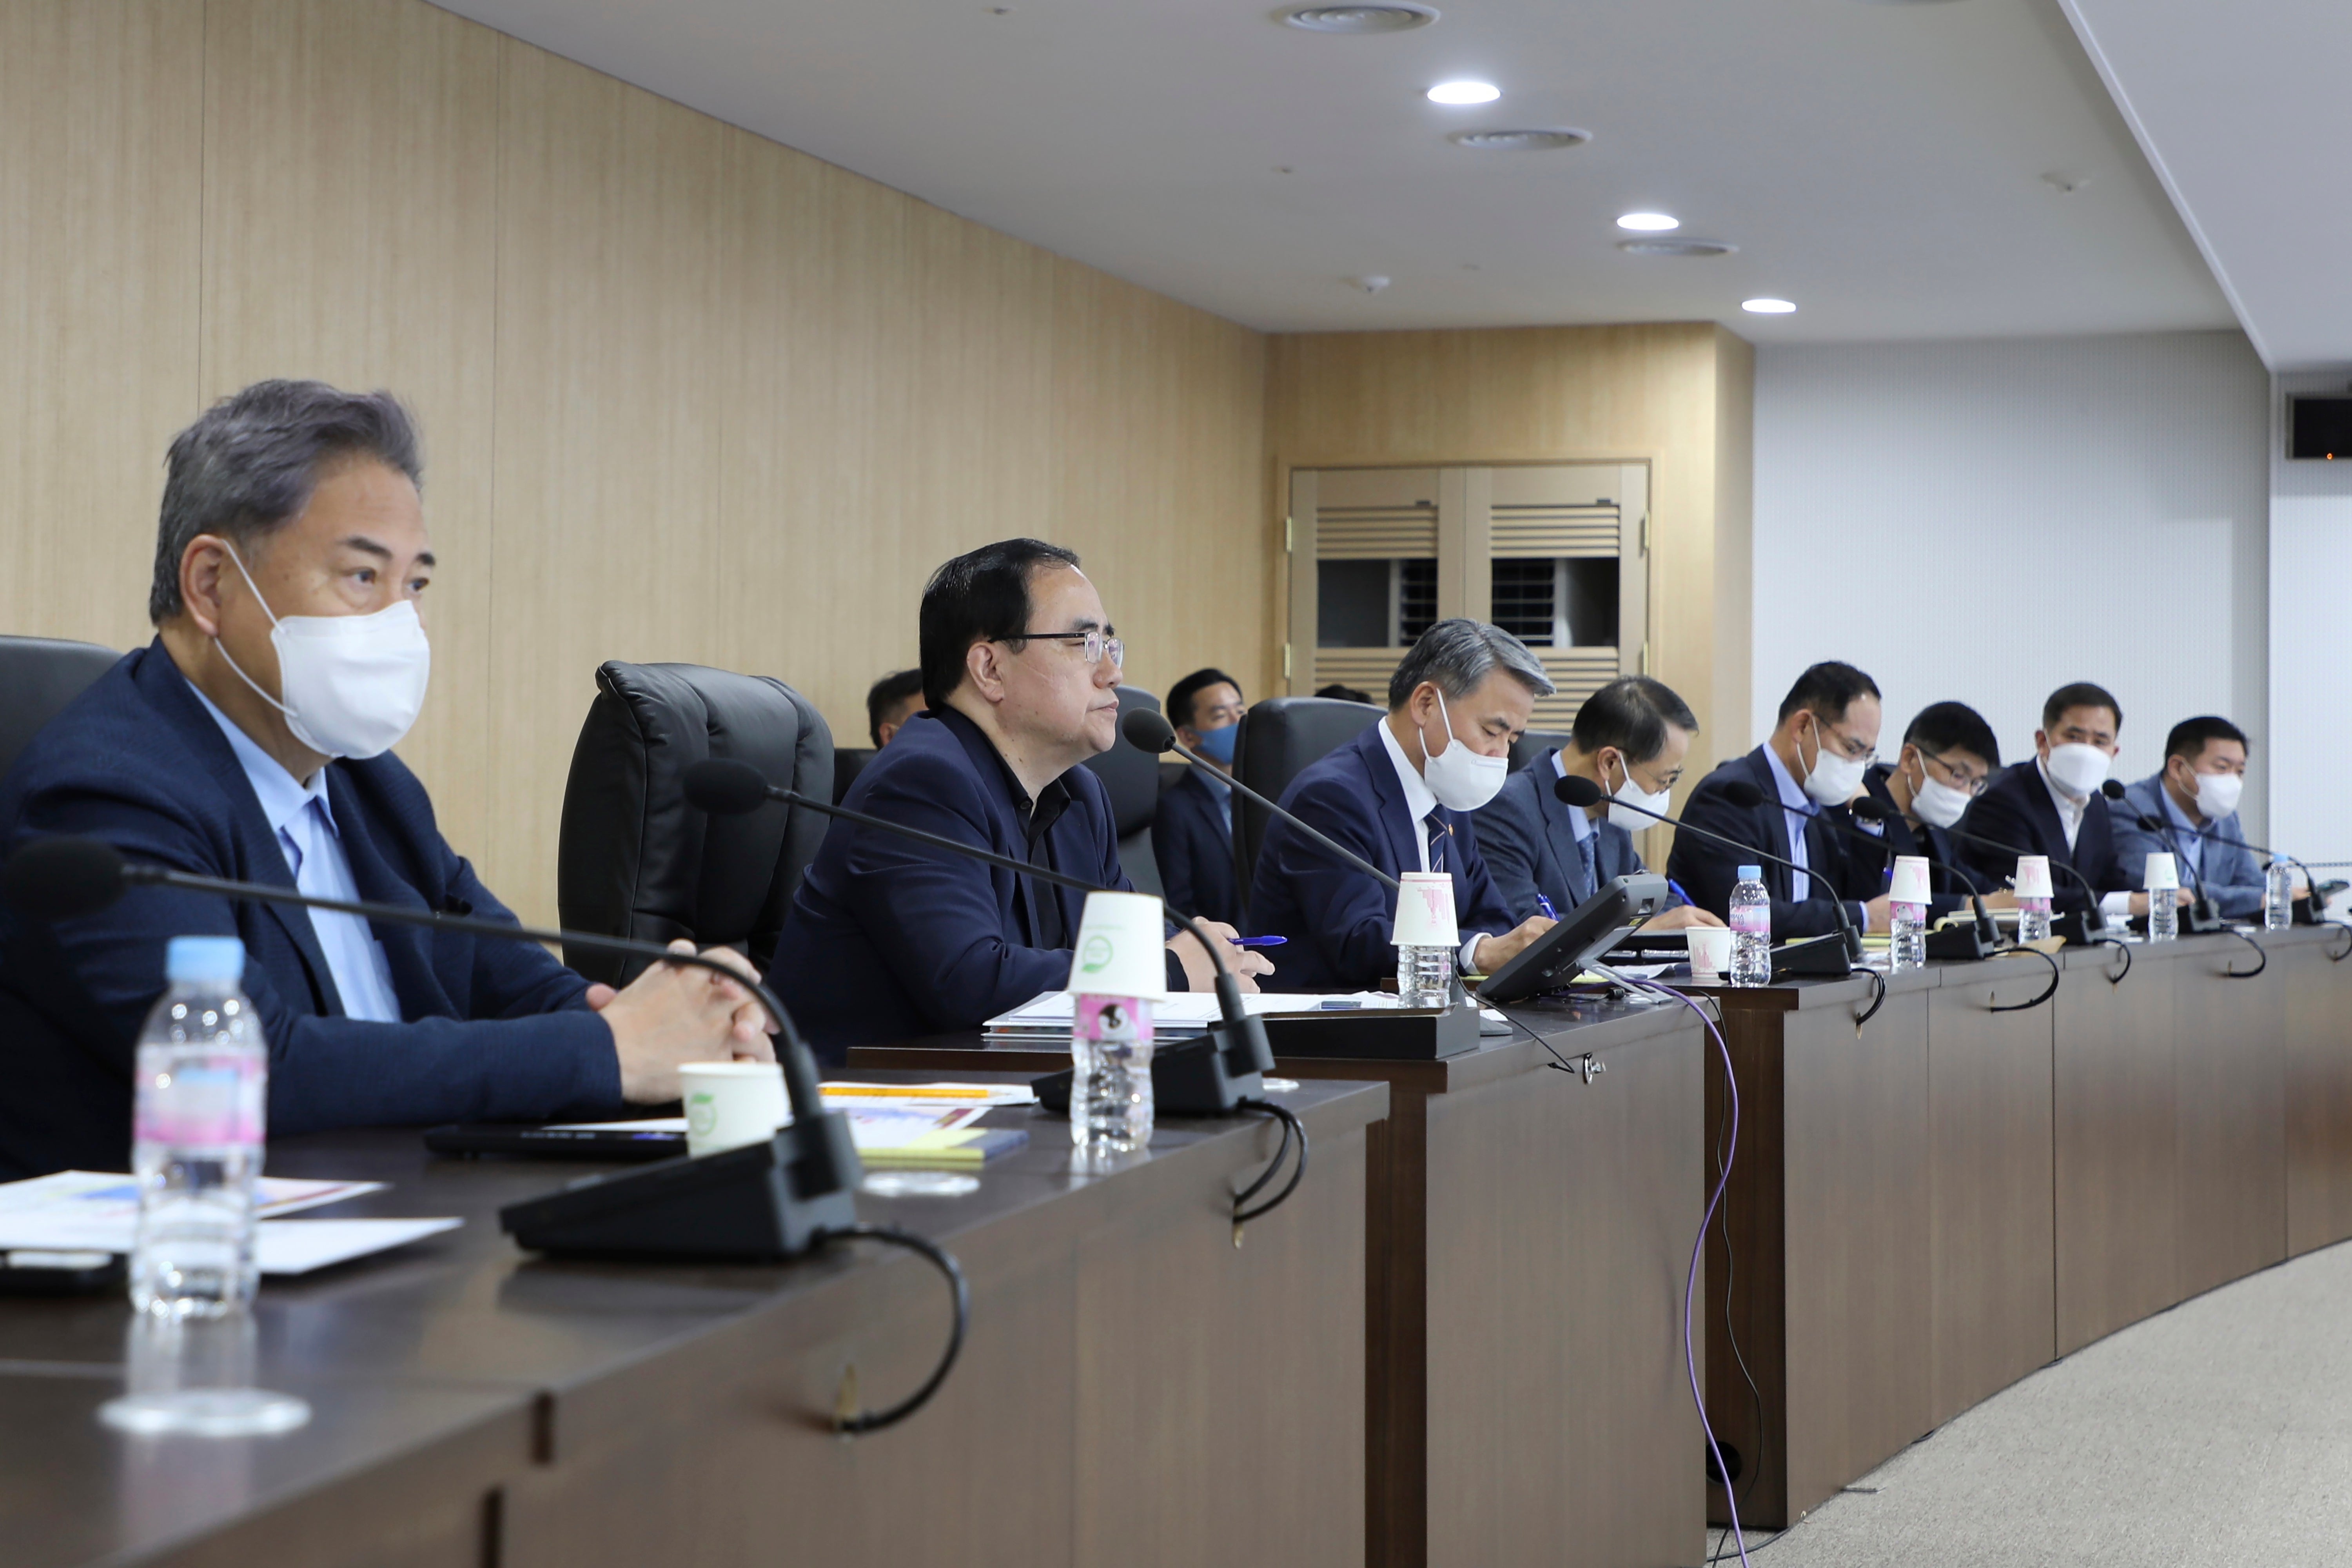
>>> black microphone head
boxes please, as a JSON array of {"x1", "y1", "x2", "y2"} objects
[
  {"x1": 2, "y1": 837, "x2": 130, "y2": 922},
  {"x1": 1553, "y1": 774, "x2": 1606, "y2": 809},
  {"x1": 2100, "y1": 779, "x2": 2129, "y2": 802},
  {"x1": 1719, "y1": 779, "x2": 1768, "y2": 810},
  {"x1": 1848, "y1": 795, "x2": 1896, "y2": 822},
  {"x1": 2136, "y1": 813, "x2": 2164, "y2": 833},
  {"x1": 682, "y1": 757, "x2": 774, "y2": 817},
  {"x1": 1120, "y1": 706, "x2": 1178, "y2": 755}
]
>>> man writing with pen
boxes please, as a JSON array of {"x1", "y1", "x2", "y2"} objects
[{"x1": 1474, "y1": 675, "x2": 1724, "y2": 931}]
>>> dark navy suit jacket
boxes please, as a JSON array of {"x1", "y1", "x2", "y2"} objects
[
  {"x1": 0, "y1": 643, "x2": 616, "y2": 1178},
  {"x1": 1955, "y1": 760, "x2": 2127, "y2": 913},
  {"x1": 1854, "y1": 764, "x2": 1982, "y2": 919},
  {"x1": 771, "y1": 709, "x2": 1174, "y2": 1059},
  {"x1": 1665, "y1": 746, "x2": 1867, "y2": 939},
  {"x1": 1245, "y1": 721, "x2": 1515, "y2": 992},
  {"x1": 1472, "y1": 751, "x2": 1653, "y2": 921},
  {"x1": 1153, "y1": 769, "x2": 1239, "y2": 927}
]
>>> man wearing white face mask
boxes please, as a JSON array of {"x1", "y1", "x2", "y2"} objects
[
  {"x1": 1956, "y1": 681, "x2": 2173, "y2": 922},
  {"x1": 2111, "y1": 716, "x2": 2273, "y2": 920},
  {"x1": 1854, "y1": 702, "x2": 2018, "y2": 922},
  {"x1": 1670, "y1": 661, "x2": 1894, "y2": 939},
  {"x1": 1475, "y1": 675, "x2": 1724, "y2": 930},
  {"x1": 1248, "y1": 619, "x2": 1558, "y2": 992},
  {"x1": 0, "y1": 381, "x2": 773, "y2": 1177}
]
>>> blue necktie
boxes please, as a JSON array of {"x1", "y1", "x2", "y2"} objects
[
  {"x1": 1425, "y1": 811, "x2": 1450, "y2": 875},
  {"x1": 1576, "y1": 832, "x2": 1598, "y2": 900}
]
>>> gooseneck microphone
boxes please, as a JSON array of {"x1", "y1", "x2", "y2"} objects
[
  {"x1": 1554, "y1": 774, "x2": 1866, "y2": 964},
  {"x1": 2103, "y1": 780, "x2": 2223, "y2": 931},
  {"x1": 1118, "y1": 707, "x2": 1401, "y2": 892},
  {"x1": 682, "y1": 757, "x2": 1283, "y2": 1124},
  {"x1": 1933, "y1": 818, "x2": 2116, "y2": 938},
  {"x1": 1836, "y1": 796, "x2": 2001, "y2": 949},
  {"x1": 2156, "y1": 818, "x2": 2328, "y2": 921}
]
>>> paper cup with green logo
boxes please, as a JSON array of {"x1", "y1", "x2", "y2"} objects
[{"x1": 679, "y1": 1060, "x2": 789, "y2": 1158}]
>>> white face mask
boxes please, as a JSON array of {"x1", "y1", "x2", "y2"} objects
[
  {"x1": 1799, "y1": 719, "x2": 1870, "y2": 808},
  {"x1": 1601, "y1": 753, "x2": 1675, "y2": 832},
  {"x1": 2044, "y1": 742, "x2": 2110, "y2": 800},
  {"x1": 2192, "y1": 770, "x2": 2243, "y2": 820},
  {"x1": 1907, "y1": 757, "x2": 1972, "y2": 830},
  {"x1": 1418, "y1": 690, "x2": 1508, "y2": 813},
  {"x1": 216, "y1": 545, "x2": 432, "y2": 761}
]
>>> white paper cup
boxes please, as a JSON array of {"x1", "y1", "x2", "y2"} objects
[
  {"x1": 681, "y1": 1061, "x2": 789, "y2": 1158},
  {"x1": 2014, "y1": 856, "x2": 2054, "y2": 900},
  {"x1": 1067, "y1": 891, "x2": 1171, "y2": 1000},
  {"x1": 1889, "y1": 856, "x2": 1933, "y2": 906},
  {"x1": 2143, "y1": 851, "x2": 2179, "y2": 892},
  {"x1": 1392, "y1": 871, "x2": 1461, "y2": 947},
  {"x1": 1686, "y1": 926, "x2": 1733, "y2": 982}
]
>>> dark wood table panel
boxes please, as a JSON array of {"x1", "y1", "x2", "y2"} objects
[
  {"x1": 2281, "y1": 926, "x2": 2352, "y2": 1254},
  {"x1": 2171, "y1": 934, "x2": 2287, "y2": 1299},
  {"x1": 1925, "y1": 964, "x2": 2055, "y2": 1426},
  {"x1": 2052, "y1": 940, "x2": 2177, "y2": 1355}
]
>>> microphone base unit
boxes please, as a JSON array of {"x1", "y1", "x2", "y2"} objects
[
  {"x1": 2052, "y1": 910, "x2": 2116, "y2": 947},
  {"x1": 1924, "y1": 922, "x2": 2000, "y2": 962},
  {"x1": 2180, "y1": 898, "x2": 2228, "y2": 936},
  {"x1": 1031, "y1": 1017, "x2": 1275, "y2": 1117},
  {"x1": 1769, "y1": 932, "x2": 1852, "y2": 980},
  {"x1": 499, "y1": 1114, "x2": 861, "y2": 1261}
]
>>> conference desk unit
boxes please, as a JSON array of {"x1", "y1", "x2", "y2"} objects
[
  {"x1": 852, "y1": 997, "x2": 1710, "y2": 1568},
  {"x1": 1699, "y1": 924, "x2": 2352, "y2": 1531},
  {"x1": 0, "y1": 1074, "x2": 1385, "y2": 1568}
]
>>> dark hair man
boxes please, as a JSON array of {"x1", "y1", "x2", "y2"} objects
[
  {"x1": 866, "y1": 668, "x2": 926, "y2": 748},
  {"x1": 1957, "y1": 681, "x2": 2183, "y2": 920},
  {"x1": 1474, "y1": 676, "x2": 1723, "y2": 930},
  {"x1": 0, "y1": 381, "x2": 771, "y2": 1178},
  {"x1": 2110, "y1": 716, "x2": 2278, "y2": 918},
  {"x1": 1314, "y1": 684, "x2": 1374, "y2": 704},
  {"x1": 1668, "y1": 661, "x2": 1892, "y2": 937},
  {"x1": 1153, "y1": 668, "x2": 1246, "y2": 926},
  {"x1": 1851, "y1": 701, "x2": 2016, "y2": 920},
  {"x1": 772, "y1": 540, "x2": 1266, "y2": 1056},
  {"x1": 1248, "y1": 619, "x2": 1559, "y2": 991}
]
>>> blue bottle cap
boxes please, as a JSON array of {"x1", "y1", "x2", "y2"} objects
[
  {"x1": 165, "y1": 936, "x2": 246, "y2": 985},
  {"x1": 1738, "y1": 865, "x2": 1762, "y2": 880}
]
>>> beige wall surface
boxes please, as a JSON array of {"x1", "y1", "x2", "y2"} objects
[
  {"x1": 1267, "y1": 323, "x2": 1758, "y2": 775},
  {"x1": 0, "y1": 0, "x2": 1270, "y2": 922}
]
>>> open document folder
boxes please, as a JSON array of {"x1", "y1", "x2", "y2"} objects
[{"x1": 0, "y1": 1171, "x2": 459, "y2": 1274}]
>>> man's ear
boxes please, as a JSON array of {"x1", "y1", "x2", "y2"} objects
[
  {"x1": 964, "y1": 639, "x2": 1009, "y2": 707},
  {"x1": 179, "y1": 535, "x2": 232, "y2": 639}
]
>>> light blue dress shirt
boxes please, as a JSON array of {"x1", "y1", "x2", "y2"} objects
[
  {"x1": 187, "y1": 682, "x2": 403, "y2": 1023},
  {"x1": 1200, "y1": 767, "x2": 1233, "y2": 833},
  {"x1": 1762, "y1": 742, "x2": 1870, "y2": 929}
]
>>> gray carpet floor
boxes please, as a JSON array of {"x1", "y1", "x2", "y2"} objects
[{"x1": 1703, "y1": 1240, "x2": 2352, "y2": 1567}]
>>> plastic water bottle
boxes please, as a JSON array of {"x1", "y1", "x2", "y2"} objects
[
  {"x1": 1729, "y1": 867, "x2": 1772, "y2": 987},
  {"x1": 2148, "y1": 891, "x2": 2179, "y2": 943},
  {"x1": 2017, "y1": 896, "x2": 2053, "y2": 946},
  {"x1": 1889, "y1": 901, "x2": 1926, "y2": 971},
  {"x1": 1398, "y1": 944, "x2": 1455, "y2": 1009},
  {"x1": 1071, "y1": 993, "x2": 1154, "y2": 1153},
  {"x1": 130, "y1": 937, "x2": 267, "y2": 1320},
  {"x1": 2265, "y1": 863, "x2": 2296, "y2": 931}
]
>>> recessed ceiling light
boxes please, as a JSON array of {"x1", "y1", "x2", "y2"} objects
[
  {"x1": 1279, "y1": 4, "x2": 1439, "y2": 32},
  {"x1": 1618, "y1": 238, "x2": 1737, "y2": 257},
  {"x1": 1742, "y1": 298, "x2": 1797, "y2": 314},
  {"x1": 1427, "y1": 80, "x2": 1501, "y2": 105},
  {"x1": 1448, "y1": 128, "x2": 1590, "y2": 152},
  {"x1": 1616, "y1": 212, "x2": 1679, "y2": 232}
]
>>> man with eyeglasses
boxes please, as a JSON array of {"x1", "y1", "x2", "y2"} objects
[
  {"x1": 1851, "y1": 701, "x2": 2018, "y2": 921},
  {"x1": 1668, "y1": 661, "x2": 1893, "y2": 938},
  {"x1": 772, "y1": 538, "x2": 1267, "y2": 1058}
]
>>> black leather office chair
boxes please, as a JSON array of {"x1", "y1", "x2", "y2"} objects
[
  {"x1": 1509, "y1": 729, "x2": 1572, "y2": 773},
  {"x1": 557, "y1": 661, "x2": 834, "y2": 985},
  {"x1": 1230, "y1": 695, "x2": 1383, "y2": 922},
  {"x1": 1082, "y1": 686, "x2": 1165, "y2": 899},
  {"x1": 0, "y1": 636, "x2": 121, "y2": 779},
  {"x1": 832, "y1": 746, "x2": 877, "y2": 805}
]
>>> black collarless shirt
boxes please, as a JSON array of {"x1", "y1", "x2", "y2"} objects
[{"x1": 978, "y1": 737, "x2": 1077, "y2": 949}]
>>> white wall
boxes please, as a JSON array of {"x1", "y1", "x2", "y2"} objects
[
  {"x1": 1752, "y1": 330, "x2": 2271, "y2": 840},
  {"x1": 2268, "y1": 369, "x2": 2352, "y2": 873}
]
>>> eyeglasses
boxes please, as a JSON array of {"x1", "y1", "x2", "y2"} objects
[
  {"x1": 1004, "y1": 629, "x2": 1124, "y2": 670},
  {"x1": 1811, "y1": 718, "x2": 1877, "y2": 762},
  {"x1": 1922, "y1": 750, "x2": 1990, "y2": 797}
]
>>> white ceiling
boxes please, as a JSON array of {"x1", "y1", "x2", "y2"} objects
[
  {"x1": 439, "y1": 0, "x2": 2235, "y2": 341},
  {"x1": 2060, "y1": 0, "x2": 2351, "y2": 372}
]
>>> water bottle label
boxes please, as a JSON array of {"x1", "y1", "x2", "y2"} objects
[
  {"x1": 2021, "y1": 897, "x2": 2051, "y2": 915},
  {"x1": 1073, "y1": 994, "x2": 1154, "y2": 1050},
  {"x1": 137, "y1": 1060, "x2": 263, "y2": 1147},
  {"x1": 1893, "y1": 902, "x2": 1925, "y2": 923},
  {"x1": 1730, "y1": 908, "x2": 1769, "y2": 935}
]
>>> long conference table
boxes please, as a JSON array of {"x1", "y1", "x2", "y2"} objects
[{"x1": 7, "y1": 922, "x2": 2351, "y2": 1567}]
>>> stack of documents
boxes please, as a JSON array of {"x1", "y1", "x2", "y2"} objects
[
  {"x1": 983, "y1": 990, "x2": 1507, "y2": 1044},
  {"x1": 0, "y1": 1171, "x2": 459, "y2": 1274}
]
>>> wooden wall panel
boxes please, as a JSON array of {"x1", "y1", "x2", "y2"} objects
[
  {"x1": 200, "y1": 0, "x2": 501, "y2": 858},
  {"x1": 0, "y1": 2, "x2": 200, "y2": 652},
  {"x1": 1266, "y1": 323, "x2": 1753, "y2": 777}
]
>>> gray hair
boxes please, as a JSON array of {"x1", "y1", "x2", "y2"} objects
[
  {"x1": 1387, "y1": 617, "x2": 1556, "y2": 709},
  {"x1": 149, "y1": 380, "x2": 422, "y2": 624}
]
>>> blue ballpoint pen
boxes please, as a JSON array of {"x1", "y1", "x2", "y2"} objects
[
  {"x1": 1667, "y1": 878, "x2": 1696, "y2": 907},
  {"x1": 1227, "y1": 935, "x2": 1288, "y2": 948},
  {"x1": 1534, "y1": 894, "x2": 1560, "y2": 920}
]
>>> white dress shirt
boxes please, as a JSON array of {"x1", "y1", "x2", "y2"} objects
[
  {"x1": 2037, "y1": 756, "x2": 2136, "y2": 920},
  {"x1": 1376, "y1": 719, "x2": 1495, "y2": 971},
  {"x1": 188, "y1": 681, "x2": 403, "y2": 1023}
]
